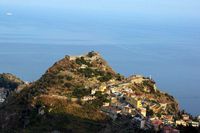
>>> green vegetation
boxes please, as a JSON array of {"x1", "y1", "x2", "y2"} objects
[
  {"x1": 142, "y1": 80, "x2": 154, "y2": 88},
  {"x1": 0, "y1": 73, "x2": 24, "y2": 90},
  {"x1": 116, "y1": 73, "x2": 124, "y2": 81},
  {"x1": 78, "y1": 67, "x2": 113, "y2": 82},
  {"x1": 65, "y1": 75, "x2": 73, "y2": 81},
  {"x1": 98, "y1": 73, "x2": 113, "y2": 82},
  {"x1": 78, "y1": 67, "x2": 94, "y2": 78},
  {"x1": 72, "y1": 87, "x2": 91, "y2": 98},
  {"x1": 64, "y1": 82, "x2": 72, "y2": 88},
  {"x1": 75, "y1": 57, "x2": 91, "y2": 66},
  {"x1": 84, "y1": 91, "x2": 110, "y2": 109},
  {"x1": 0, "y1": 77, "x2": 18, "y2": 90}
]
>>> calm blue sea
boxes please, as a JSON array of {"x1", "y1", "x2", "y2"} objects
[{"x1": 0, "y1": 7, "x2": 200, "y2": 116}]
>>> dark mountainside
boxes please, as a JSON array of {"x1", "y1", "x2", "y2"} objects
[
  {"x1": 0, "y1": 73, "x2": 26, "y2": 104},
  {"x1": 0, "y1": 73, "x2": 25, "y2": 90},
  {"x1": 0, "y1": 51, "x2": 180, "y2": 133}
]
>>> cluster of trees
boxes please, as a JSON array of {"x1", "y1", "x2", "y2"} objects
[
  {"x1": 98, "y1": 73, "x2": 113, "y2": 82},
  {"x1": 72, "y1": 87, "x2": 91, "y2": 98},
  {"x1": 78, "y1": 67, "x2": 113, "y2": 82},
  {"x1": 75, "y1": 57, "x2": 91, "y2": 66},
  {"x1": 142, "y1": 80, "x2": 155, "y2": 92},
  {"x1": 78, "y1": 67, "x2": 95, "y2": 78}
]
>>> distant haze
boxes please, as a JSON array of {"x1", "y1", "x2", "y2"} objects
[{"x1": 0, "y1": 0, "x2": 200, "y2": 115}]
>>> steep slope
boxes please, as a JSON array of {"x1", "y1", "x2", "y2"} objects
[
  {"x1": 0, "y1": 52, "x2": 120, "y2": 132},
  {"x1": 0, "y1": 51, "x2": 179, "y2": 133}
]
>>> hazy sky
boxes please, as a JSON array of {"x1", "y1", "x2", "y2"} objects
[{"x1": 1, "y1": 0, "x2": 200, "y2": 20}]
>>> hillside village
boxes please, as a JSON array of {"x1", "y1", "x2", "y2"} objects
[{"x1": 0, "y1": 51, "x2": 199, "y2": 133}]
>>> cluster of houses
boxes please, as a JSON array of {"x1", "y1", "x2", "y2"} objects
[
  {"x1": 67, "y1": 72, "x2": 199, "y2": 132},
  {"x1": 175, "y1": 114, "x2": 199, "y2": 127},
  {"x1": 86, "y1": 75, "x2": 200, "y2": 132}
]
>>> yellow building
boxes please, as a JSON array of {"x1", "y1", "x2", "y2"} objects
[
  {"x1": 176, "y1": 120, "x2": 187, "y2": 126},
  {"x1": 99, "y1": 83, "x2": 107, "y2": 92},
  {"x1": 135, "y1": 99, "x2": 143, "y2": 108},
  {"x1": 126, "y1": 97, "x2": 143, "y2": 108},
  {"x1": 140, "y1": 108, "x2": 146, "y2": 117}
]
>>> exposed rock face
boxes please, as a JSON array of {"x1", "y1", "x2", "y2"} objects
[{"x1": 0, "y1": 51, "x2": 179, "y2": 132}]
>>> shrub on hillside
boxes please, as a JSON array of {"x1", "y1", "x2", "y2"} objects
[
  {"x1": 98, "y1": 73, "x2": 113, "y2": 82},
  {"x1": 72, "y1": 87, "x2": 91, "y2": 98},
  {"x1": 78, "y1": 68, "x2": 94, "y2": 78},
  {"x1": 75, "y1": 57, "x2": 91, "y2": 66}
]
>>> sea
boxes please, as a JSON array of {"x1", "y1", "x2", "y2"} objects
[{"x1": 0, "y1": 7, "x2": 200, "y2": 116}]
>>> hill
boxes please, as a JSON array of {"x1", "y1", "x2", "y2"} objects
[
  {"x1": 0, "y1": 51, "x2": 179, "y2": 133},
  {"x1": 0, "y1": 73, "x2": 25, "y2": 104}
]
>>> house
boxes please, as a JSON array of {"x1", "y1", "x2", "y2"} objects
[
  {"x1": 99, "y1": 83, "x2": 107, "y2": 92},
  {"x1": 80, "y1": 64, "x2": 87, "y2": 69},
  {"x1": 140, "y1": 120, "x2": 146, "y2": 129},
  {"x1": 160, "y1": 103, "x2": 167, "y2": 110},
  {"x1": 139, "y1": 108, "x2": 147, "y2": 117},
  {"x1": 111, "y1": 97, "x2": 117, "y2": 103},
  {"x1": 144, "y1": 87, "x2": 151, "y2": 93},
  {"x1": 161, "y1": 115, "x2": 174, "y2": 122},
  {"x1": 126, "y1": 97, "x2": 143, "y2": 108},
  {"x1": 110, "y1": 97, "x2": 118, "y2": 106},
  {"x1": 91, "y1": 88, "x2": 98, "y2": 95},
  {"x1": 110, "y1": 86, "x2": 121, "y2": 93},
  {"x1": 81, "y1": 96, "x2": 96, "y2": 102},
  {"x1": 198, "y1": 115, "x2": 200, "y2": 122},
  {"x1": 151, "y1": 119, "x2": 163, "y2": 132},
  {"x1": 122, "y1": 106, "x2": 132, "y2": 114},
  {"x1": 123, "y1": 88, "x2": 133, "y2": 93},
  {"x1": 191, "y1": 121, "x2": 199, "y2": 127},
  {"x1": 103, "y1": 102, "x2": 110, "y2": 107},
  {"x1": 176, "y1": 120, "x2": 187, "y2": 126},
  {"x1": 182, "y1": 114, "x2": 190, "y2": 121}
]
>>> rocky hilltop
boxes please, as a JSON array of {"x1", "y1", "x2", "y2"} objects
[{"x1": 0, "y1": 51, "x2": 179, "y2": 133}]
